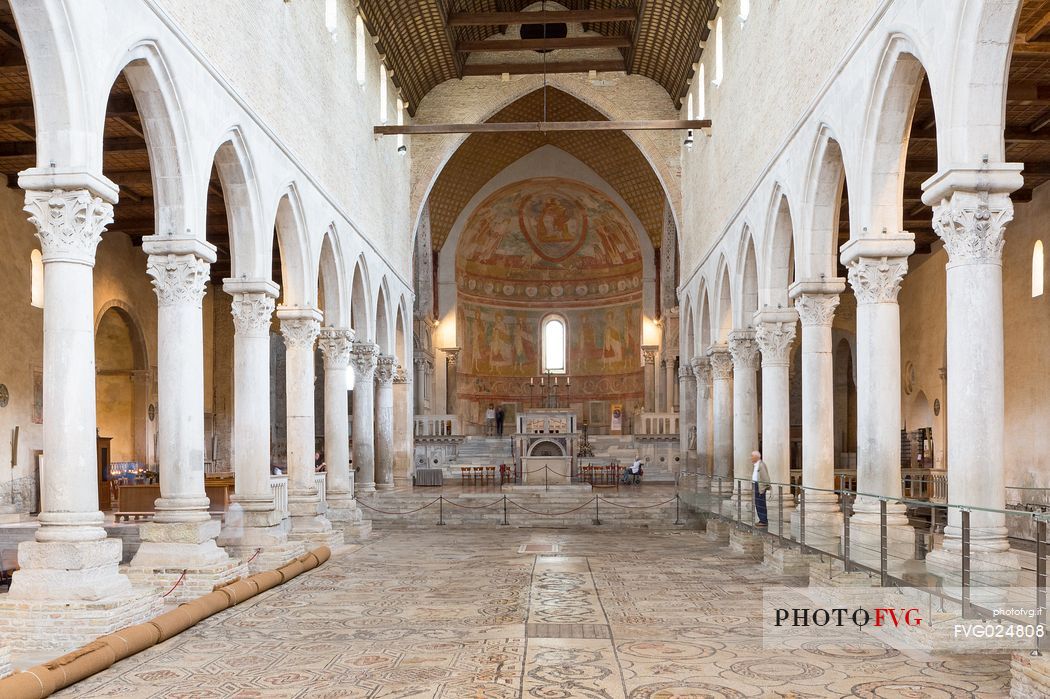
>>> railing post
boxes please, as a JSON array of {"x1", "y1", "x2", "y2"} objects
[
  {"x1": 501, "y1": 495, "x2": 509, "y2": 526},
  {"x1": 438, "y1": 496, "x2": 445, "y2": 526},
  {"x1": 595, "y1": 496, "x2": 601, "y2": 525},
  {"x1": 777, "y1": 485, "x2": 784, "y2": 546},
  {"x1": 674, "y1": 494, "x2": 682, "y2": 526},
  {"x1": 799, "y1": 489, "x2": 807, "y2": 552},
  {"x1": 879, "y1": 499, "x2": 888, "y2": 587},
  {"x1": 843, "y1": 491, "x2": 852, "y2": 573},
  {"x1": 1037, "y1": 515, "x2": 1047, "y2": 652},
  {"x1": 961, "y1": 508, "x2": 973, "y2": 618},
  {"x1": 736, "y1": 479, "x2": 742, "y2": 523}
]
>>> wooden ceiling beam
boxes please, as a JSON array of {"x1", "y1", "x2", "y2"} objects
[
  {"x1": 1013, "y1": 34, "x2": 1050, "y2": 55},
  {"x1": 1026, "y1": 11, "x2": 1050, "y2": 43},
  {"x1": 0, "y1": 136, "x2": 146, "y2": 159},
  {"x1": 461, "y1": 59, "x2": 625, "y2": 76},
  {"x1": 448, "y1": 9, "x2": 637, "y2": 27},
  {"x1": 375, "y1": 119, "x2": 710, "y2": 136},
  {"x1": 457, "y1": 35, "x2": 632, "y2": 53},
  {"x1": 911, "y1": 127, "x2": 1050, "y2": 144}
]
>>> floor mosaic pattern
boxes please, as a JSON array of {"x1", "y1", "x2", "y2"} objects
[{"x1": 54, "y1": 529, "x2": 1011, "y2": 698}]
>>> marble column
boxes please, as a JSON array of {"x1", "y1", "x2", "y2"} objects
[
  {"x1": 442, "y1": 347, "x2": 460, "y2": 416},
  {"x1": 728, "y1": 330, "x2": 759, "y2": 508},
  {"x1": 691, "y1": 357, "x2": 712, "y2": 489},
  {"x1": 667, "y1": 356, "x2": 678, "y2": 412},
  {"x1": 707, "y1": 345, "x2": 734, "y2": 494},
  {"x1": 656, "y1": 358, "x2": 667, "y2": 415},
  {"x1": 278, "y1": 307, "x2": 338, "y2": 544},
  {"x1": 789, "y1": 280, "x2": 846, "y2": 545},
  {"x1": 132, "y1": 236, "x2": 240, "y2": 578},
  {"x1": 374, "y1": 354, "x2": 396, "y2": 490},
  {"x1": 2, "y1": 184, "x2": 150, "y2": 651},
  {"x1": 841, "y1": 239, "x2": 915, "y2": 563},
  {"x1": 755, "y1": 310, "x2": 797, "y2": 530},
  {"x1": 319, "y1": 327, "x2": 365, "y2": 533},
  {"x1": 924, "y1": 167, "x2": 1023, "y2": 577},
  {"x1": 351, "y1": 341, "x2": 380, "y2": 493},
  {"x1": 678, "y1": 363, "x2": 697, "y2": 471},
  {"x1": 642, "y1": 346, "x2": 658, "y2": 412},
  {"x1": 218, "y1": 279, "x2": 297, "y2": 562},
  {"x1": 413, "y1": 356, "x2": 428, "y2": 414}
]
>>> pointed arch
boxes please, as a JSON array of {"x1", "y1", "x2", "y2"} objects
[
  {"x1": 317, "y1": 226, "x2": 348, "y2": 327},
  {"x1": 713, "y1": 256, "x2": 734, "y2": 344},
  {"x1": 734, "y1": 230, "x2": 759, "y2": 327},
  {"x1": 100, "y1": 41, "x2": 195, "y2": 238},
  {"x1": 394, "y1": 296, "x2": 409, "y2": 366},
  {"x1": 350, "y1": 256, "x2": 372, "y2": 340},
  {"x1": 374, "y1": 279, "x2": 392, "y2": 353},
  {"x1": 270, "y1": 184, "x2": 312, "y2": 307},
  {"x1": 681, "y1": 295, "x2": 695, "y2": 362},
  {"x1": 803, "y1": 127, "x2": 848, "y2": 280},
  {"x1": 761, "y1": 185, "x2": 797, "y2": 310},
  {"x1": 210, "y1": 128, "x2": 263, "y2": 280}
]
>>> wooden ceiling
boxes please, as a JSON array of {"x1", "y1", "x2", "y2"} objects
[
  {"x1": 427, "y1": 86, "x2": 666, "y2": 251},
  {"x1": 356, "y1": 0, "x2": 718, "y2": 114}
]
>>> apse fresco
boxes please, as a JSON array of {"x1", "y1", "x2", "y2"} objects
[
  {"x1": 455, "y1": 178, "x2": 644, "y2": 402},
  {"x1": 456, "y1": 178, "x2": 644, "y2": 306}
]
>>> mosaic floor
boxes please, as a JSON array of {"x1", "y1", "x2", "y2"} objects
[{"x1": 56, "y1": 528, "x2": 1011, "y2": 698}]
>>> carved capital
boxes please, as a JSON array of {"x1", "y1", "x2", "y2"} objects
[
  {"x1": 755, "y1": 320, "x2": 797, "y2": 366},
  {"x1": 230, "y1": 293, "x2": 275, "y2": 337},
  {"x1": 728, "y1": 331, "x2": 760, "y2": 371},
  {"x1": 318, "y1": 328, "x2": 353, "y2": 369},
  {"x1": 678, "y1": 364, "x2": 695, "y2": 382},
  {"x1": 24, "y1": 188, "x2": 113, "y2": 266},
  {"x1": 280, "y1": 317, "x2": 320, "y2": 350},
  {"x1": 932, "y1": 191, "x2": 1012, "y2": 266},
  {"x1": 794, "y1": 292, "x2": 840, "y2": 327},
  {"x1": 707, "y1": 347, "x2": 734, "y2": 381},
  {"x1": 147, "y1": 253, "x2": 210, "y2": 308},
  {"x1": 374, "y1": 354, "x2": 397, "y2": 386},
  {"x1": 393, "y1": 363, "x2": 409, "y2": 384},
  {"x1": 642, "y1": 347, "x2": 659, "y2": 365},
  {"x1": 847, "y1": 256, "x2": 908, "y2": 305},
  {"x1": 351, "y1": 340, "x2": 380, "y2": 381}
]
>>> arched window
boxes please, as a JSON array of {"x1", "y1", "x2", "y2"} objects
[
  {"x1": 697, "y1": 64, "x2": 706, "y2": 119},
  {"x1": 686, "y1": 89, "x2": 694, "y2": 120},
  {"x1": 324, "y1": 0, "x2": 338, "y2": 38},
  {"x1": 713, "y1": 17, "x2": 724, "y2": 85},
  {"x1": 542, "y1": 316, "x2": 567, "y2": 374},
  {"x1": 1034, "y1": 240, "x2": 1044, "y2": 298},
  {"x1": 396, "y1": 97, "x2": 406, "y2": 151},
  {"x1": 739, "y1": 0, "x2": 750, "y2": 21},
  {"x1": 379, "y1": 64, "x2": 389, "y2": 123},
  {"x1": 30, "y1": 249, "x2": 43, "y2": 308},
  {"x1": 355, "y1": 14, "x2": 367, "y2": 85}
]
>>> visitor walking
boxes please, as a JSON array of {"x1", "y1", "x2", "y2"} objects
[
  {"x1": 751, "y1": 450, "x2": 770, "y2": 527},
  {"x1": 495, "y1": 406, "x2": 505, "y2": 436}
]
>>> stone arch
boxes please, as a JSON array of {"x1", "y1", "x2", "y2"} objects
[
  {"x1": 802, "y1": 126, "x2": 848, "y2": 279},
  {"x1": 375, "y1": 280, "x2": 392, "y2": 354},
  {"x1": 99, "y1": 42, "x2": 194, "y2": 237},
  {"x1": 93, "y1": 301, "x2": 150, "y2": 467},
  {"x1": 734, "y1": 231, "x2": 759, "y2": 327},
  {"x1": 681, "y1": 295, "x2": 695, "y2": 362},
  {"x1": 761, "y1": 185, "x2": 797, "y2": 310},
  {"x1": 713, "y1": 257, "x2": 733, "y2": 344},
  {"x1": 317, "y1": 227, "x2": 348, "y2": 328},
  {"x1": 395, "y1": 297, "x2": 409, "y2": 367},
  {"x1": 349, "y1": 256, "x2": 372, "y2": 340},
  {"x1": 209, "y1": 128, "x2": 265, "y2": 280},
  {"x1": 270, "y1": 184, "x2": 312, "y2": 308},
  {"x1": 93, "y1": 300, "x2": 148, "y2": 371},
  {"x1": 10, "y1": 0, "x2": 90, "y2": 172},
  {"x1": 698, "y1": 284, "x2": 712, "y2": 354},
  {"x1": 861, "y1": 34, "x2": 938, "y2": 238}
]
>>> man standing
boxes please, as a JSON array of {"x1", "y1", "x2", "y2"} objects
[
  {"x1": 495, "y1": 406, "x2": 505, "y2": 436},
  {"x1": 751, "y1": 450, "x2": 770, "y2": 527}
]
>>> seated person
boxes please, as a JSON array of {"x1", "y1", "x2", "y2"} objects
[{"x1": 621, "y1": 458, "x2": 643, "y2": 483}]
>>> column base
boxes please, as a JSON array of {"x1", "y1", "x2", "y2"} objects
[
  {"x1": 326, "y1": 495, "x2": 372, "y2": 541},
  {"x1": 7, "y1": 538, "x2": 134, "y2": 601},
  {"x1": 727, "y1": 527, "x2": 765, "y2": 556},
  {"x1": 846, "y1": 508, "x2": 916, "y2": 572},
  {"x1": 357, "y1": 480, "x2": 377, "y2": 494},
  {"x1": 287, "y1": 528, "x2": 345, "y2": 548},
  {"x1": 762, "y1": 541, "x2": 821, "y2": 577},
  {"x1": 225, "y1": 500, "x2": 285, "y2": 530},
  {"x1": 131, "y1": 519, "x2": 232, "y2": 569},
  {"x1": 222, "y1": 541, "x2": 307, "y2": 574},
  {"x1": 789, "y1": 507, "x2": 842, "y2": 552},
  {"x1": 124, "y1": 559, "x2": 249, "y2": 606},
  {"x1": 0, "y1": 590, "x2": 160, "y2": 654},
  {"x1": 376, "y1": 482, "x2": 395, "y2": 491},
  {"x1": 925, "y1": 546, "x2": 1022, "y2": 597}
]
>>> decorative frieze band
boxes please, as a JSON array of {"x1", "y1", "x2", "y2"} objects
[
  {"x1": 147, "y1": 253, "x2": 210, "y2": 308},
  {"x1": 755, "y1": 320, "x2": 797, "y2": 366},
  {"x1": 846, "y1": 256, "x2": 908, "y2": 305}
]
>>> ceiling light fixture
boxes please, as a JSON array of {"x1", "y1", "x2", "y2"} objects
[{"x1": 684, "y1": 130, "x2": 695, "y2": 150}]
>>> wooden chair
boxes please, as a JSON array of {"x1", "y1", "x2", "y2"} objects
[{"x1": 484, "y1": 465, "x2": 496, "y2": 484}]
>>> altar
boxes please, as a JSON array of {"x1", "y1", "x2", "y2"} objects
[{"x1": 514, "y1": 411, "x2": 580, "y2": 485}]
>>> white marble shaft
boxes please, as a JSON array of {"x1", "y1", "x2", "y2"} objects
[
  {"x1": 351, "y1": 341, "x2": 380, "y2": 493},
  {"x1": 755, "y1": 312, "x2": 797, "y2": 491},
  {"x1": 225, "y1": 279, "x2": 280, "y2": 524},
  {"x1": 642, "y1": 348, "x2": 657, "y2": 412},
  {"x1": 143, "y1": 236, "x2": 217, "y2": 524},
  {"x1": 707, "y1": 346, "x2": 734, "y2": 488},
  {"x1": 728, "y1": 330, "x2": 759, "y2": 500},
  {"x1": 841, "y1": 239, "x2": 914, "y2": 523},
  {"x1": 791, "y1": 281, "x2": 845, "y2": 512},
  {"x1": 374, "y1": 355, "x2": 397, "y2": 489},
  {"x1": 678, "y1": 363, "x2": 696, "y2": 459},
  {"x1": 319, "y1": 328, "x2": 355, "y2": 504},
  {"x1": 691, "y1": 357, "x2": 712, "y2": 481},
  {"x1": 279, "y1": 307, "x2": 323, "y2": 507}
]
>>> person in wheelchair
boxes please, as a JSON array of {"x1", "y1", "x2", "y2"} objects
[{"x1": 621, "y1": 457, "x2": 644, "y2": 485}]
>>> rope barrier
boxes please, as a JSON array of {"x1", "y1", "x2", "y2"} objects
[
  {"x1": 442, "y1": 498, "x2": 505, "y2": 510},
  {"x1": 506, "y1": 497, "x2": 598, "y2": 517},
  {"x1": 160, "y1": 570, "x2": 187, "y2": 598},
  {"x1": 244, "y1": 548, "x2": 263, "y2": 565},
  {"x1": 355, "y1": 497, "x2": 441, "y2": 515},
  {"x1": 597, "y1": 496, "x2": 679, "y2": 510}
]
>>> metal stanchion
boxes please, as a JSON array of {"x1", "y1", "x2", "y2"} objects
[
  {"x1": 879, "y1": 499, "x2": 888, "y2": 587},
  {"x1": 799, "y1": 489, "x2": 807, "y2": 552},
  {"x1": 1037, "y1": 515, "x2": 1047, "y2": 654},
  {"x1": 962, "y1": 509, "x2": 974, "y2": 618},
  {"x1": 736, "y1": 480, "x2": 742, "y2": 523},
  {"x1": 438, "y1": 496, "x2": 445, "y2": 526},
  {"x1": 777, "y1": 485, "x2": 784, "y2": 546},
  {"x1": 594, "y1": 496, "x2": 601, "y2": 525},
  {"x1": 843, "y1": 492, "x2": 852, "y2": 573},
  {"x1": 674, "y1": 494, "x2": 682, "y2": 525},
  {"x1": 501, "y1": 495, "x2": 509, "y2": 526}
]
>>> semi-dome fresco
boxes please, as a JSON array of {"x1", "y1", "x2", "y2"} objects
[{"x1": 455, "y1": 177, "x2": 643, "y2": 401}]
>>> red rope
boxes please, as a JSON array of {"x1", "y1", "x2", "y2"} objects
[
  {"x1": 160, "y1": 570, "x2": 187, "y2": 598},
  {"x1": 245, "y1": 548, "x2": 263, "y2": 565}
]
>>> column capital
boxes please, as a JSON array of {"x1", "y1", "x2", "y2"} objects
[
  {"x1": 728, "y1": 330, "x2": 760, "y2": 371},
  {"x1": 641, "y1": 345, "x2": 659, "y2": 365},
  {"x1": 318, "y1": 327, "x2": 354, "y2": 369},
  {"x1": 793, "y1": 292, "x2": 840, "y2": 327},
  {"x1": 931, "y1": 191, "x2": 1013, "y2": 266},
  {"x1": 351, "y1": 340, "x2": 380, "y2": 380},
  {"x1": 439, "y1": 347, "x2": 460, "y2": 367},
  {"x1": 229, "y1": 292, "x2": 276, "y2": 337},
  {"x1": 678, "y1": 363, "x2": 695, "y2": 381},
  {"x1": 24, "y1": 188, "x2": 113, "y2": 266},
  {"x1": 845, "y1": 256, "x2": 909, "y2": 305},
  {"x1": 706, "y1": 344, "x2": 734, "y2": 381},
  {"x1": 375, "y1": 354, "x2": 397, "y2": 386},
  {"x1": 755, "y1": 319, "x2": 797, "y2": 367},
  {"x1": 278, "y1": 307, "x2": 322, "y2": 350}
]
